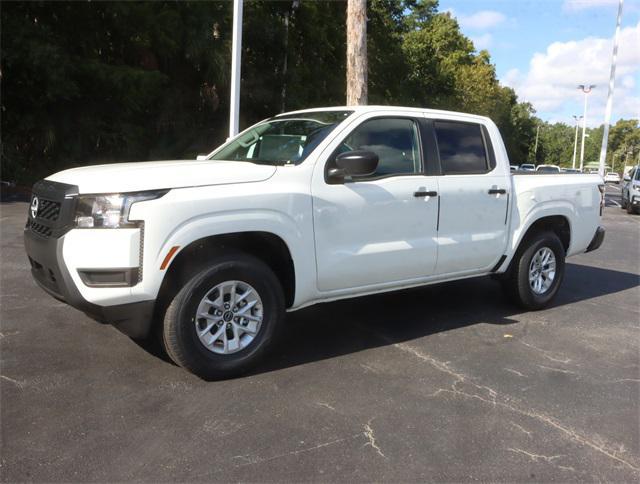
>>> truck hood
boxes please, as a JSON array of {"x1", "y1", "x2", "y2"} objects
[{"x1": 46, "y1": 160, "x2": 276, "y2": 194}]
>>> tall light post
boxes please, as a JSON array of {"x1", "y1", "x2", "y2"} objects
[
  {"x1": 598, "y1": 0, "x2": 624, "y2": 178},
  {"x1": 572, "y1": 115, "x2": 582, "y2": 169},
  {"x1": 533, "y1": 124, "x2": 541, "y2": 165},
  {"x1": 229, "y1": 0, "x2": 244, "y2": 138},
  {"x1": 578, "y1": 84, "x2": 596, "y2": 172}
]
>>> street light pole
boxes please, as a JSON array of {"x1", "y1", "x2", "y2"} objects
[
  {"x1": 598, "y1": 0, "x2": 624, "y2": 178},
  {"x1": 578, "y1": 84, "x2": 596, "y2": 172},
  {"x1": 533, "y1": 124, "x2": 540, "y2": 165},
  {"x1": 229, "y1": 0, "x2": 243, "y2": 138},
  {"x1": 572, "y1": 115, "x2": 582, "y2": 169}
]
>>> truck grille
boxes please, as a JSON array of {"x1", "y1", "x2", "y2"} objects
[
  {"x1": 26, "y1": 220, "x2": 53, "y2": 237},
  {"x1": 36, "y1": 199, "x2": 61, "y2": 221},
  {"x1": 26, "y1": 180, "x2": 79, "y2": 239}
]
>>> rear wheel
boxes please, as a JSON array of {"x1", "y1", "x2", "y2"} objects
[
  {"x1": 162, "y1": 253, "x2": 285, "y2": 380},
  {"x1": 503, "y1": 231, "x2": 565, "y2": 310}
]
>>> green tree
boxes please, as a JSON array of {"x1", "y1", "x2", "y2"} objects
[{"x1": 0, "y1": 0, "x2": 544, "y2": 184}]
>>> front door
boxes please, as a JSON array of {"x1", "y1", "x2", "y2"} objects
[{"x1": 311, "y1": 115, "x2": 439, "y2": 292}]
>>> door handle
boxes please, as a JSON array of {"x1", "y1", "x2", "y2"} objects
[
  {"x1": 488, "y1": 188, "x2": 507, "y2": 195},
  {"x1": 414, "y1": 190, "x2": 438, "y2": 197}
]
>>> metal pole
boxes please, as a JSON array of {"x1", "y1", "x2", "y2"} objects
[
  {"x1": 572, "y1": 115, "x2": 581, "y2": 169},
  {"x1": 534, "y1": 125, "x2": 540, "y2": 164},
  {"x1": 598, "y1": 0, "x2": 624, "y2": 178},
  {"x1": 229, "y1": 0, "x2": 243, "y2": 138},
  {"x1": 579, "y1": 85, "x2": 595, "y2": 172}
]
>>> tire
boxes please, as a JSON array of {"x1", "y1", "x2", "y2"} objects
[
  {"x1": 627, "y1": 202, "x2": 637, "y2": 215},
  {"x1": 502, "y1": 231, "x2": 565, "y2": 310},
  {"x1": 162, "y1": 252, "x2": 285, "y2": 380}
]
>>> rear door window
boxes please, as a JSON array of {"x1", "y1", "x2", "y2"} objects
[{"x1": 434, "y1": 121, "x2": 491, "y2": 175}]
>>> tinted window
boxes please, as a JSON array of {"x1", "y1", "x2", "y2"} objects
[
  {"x1": 435, "y1": 121, "x2": 489, "y2": 174},
  {"x1": 335, "y1": 118, "x2": 422, "y2": 178}
]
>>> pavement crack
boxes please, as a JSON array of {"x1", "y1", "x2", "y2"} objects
[
  {"x1": 233, "y1": 433, "x2": 364, "y2": 467},
  {"x1": 387, "y1": 340, "x2": 639, "y2": 474},
  {"x1": 537, "y1": 365, "x2": 578, "y2": 375},
  {"x1": 509, "y1": 421, "x2": 532, "y2": 437},
  {"x1": 315, "y1": 402, "x2": 336, "y2": 411},
  {"x1": 507, "y1": 447, "x2": 565, "y2": 463},
  {"x1": 363, "y1": 418, "x2": 386, "y2": 458},
  {"x1": 504, "y1": 368, "x2": 527, "y2": 377},
  {"x1": 521, "y1": 341, "x2": 571, "y2": 364},
  {"x1": 0, "y1": 374, "x2": 26, "y2": 389},
  {"x1": 393, "y1": 341, "x2": 497, "y2": 404}
]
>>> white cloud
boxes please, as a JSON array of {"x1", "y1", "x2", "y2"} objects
[
  {"x1": 502, "y1": 22, "x2": 640, "y2": 125},
  {"x1": 563, "y1": 0, "x2": 620, "y2": 11},
  {"x1": 471, "y1": 33, "x2": 493, "y2": 49},
  {"x1": 457, "y1": 10, "x2": 506, "y2": 30}
]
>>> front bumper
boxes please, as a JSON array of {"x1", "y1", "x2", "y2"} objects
[
  {"x1": 24, "y1": 195, "x2": 155, "y2": 339},
  {"x1": 585, "y1": 226, "x2": 605, "y2": 253}
]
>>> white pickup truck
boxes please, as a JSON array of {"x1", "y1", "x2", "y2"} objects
[{"x1": 24, "y1": 106, "x2": 605, "y2": 379}]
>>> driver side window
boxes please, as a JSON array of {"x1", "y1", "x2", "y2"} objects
[{"x1": 333, "y1": 117, "x2": 422, "y2": 179}]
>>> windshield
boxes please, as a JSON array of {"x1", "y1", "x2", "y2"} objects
[{"x1": 210, "y1": 110, "x2": 353, "y2": 165}]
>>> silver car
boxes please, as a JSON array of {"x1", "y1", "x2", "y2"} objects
[{"x1": 622, "y1": 166, "x2": 640, "y2": 214}]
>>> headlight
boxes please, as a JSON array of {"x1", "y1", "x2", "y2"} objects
[{"x1": 74, "y1": 190, "x2": 168, "y2": 228}]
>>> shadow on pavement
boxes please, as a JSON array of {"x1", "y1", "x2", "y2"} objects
[
  {"x1": 134, "y1": 263, "x2": 639, "y2": 378},
  {"x1": 255, "y1": 263, "x2": 639, "y2": 376}
]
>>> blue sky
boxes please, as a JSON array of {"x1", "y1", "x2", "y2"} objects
[{"x1": 440, "y1": 0, "x2": 640, "y2": 126}]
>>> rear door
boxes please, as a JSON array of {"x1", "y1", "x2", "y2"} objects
[{"x1": 431, "y1": 118, "x2": 510, "y2": 275}]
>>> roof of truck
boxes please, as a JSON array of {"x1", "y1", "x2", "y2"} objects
[{"x1": 276, "y1": 105, "x2": 492, "y2": 123}]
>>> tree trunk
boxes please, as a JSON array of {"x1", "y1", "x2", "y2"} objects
[{"x1": 346, "y1": 0, "x2": 367, "y2": 105}]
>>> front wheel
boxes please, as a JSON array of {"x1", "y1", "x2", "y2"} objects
[
  {"x1": 502, "y1": 231, "x2": 565, "y2": 310},
  {"x1": 162, "y1": 253, "x2": 285, "y2": 380}
]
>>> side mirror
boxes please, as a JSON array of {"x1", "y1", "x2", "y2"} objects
[
  {"x1": 624, "y1": 175, "x2": 631, "y2": 182},
  {"x1": 328, "y1": 150, "x2": 379, "y2": 182},
  {"x1": 196, "y1": 154, "x2": 208, "y2": 161}
]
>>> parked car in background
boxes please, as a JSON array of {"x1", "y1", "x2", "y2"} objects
[
  {"x1": 536, "y1": 164, "x2": 561, "y2": 173},
  {"x1": 622, "y1": 165, "x2": 639, "y2": 214},
  {"x1": 562, "y1": 168, "x2": 582, "y2": 174},
  {"x1": 604, "y1": 172, "x2": 621, "y2": 184},
  {"x1": 519, "y1": 163, "x2": 535, "y2": 172},
  {"x1": 23, "y1": 105, "x2": 606, "y2": 379}
]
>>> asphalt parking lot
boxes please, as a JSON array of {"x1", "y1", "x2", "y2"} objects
[{"x1": 1, "y1": 186, "x2": 639, "y2": 482}]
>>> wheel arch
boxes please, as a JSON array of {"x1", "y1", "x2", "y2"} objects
[
  {"x1": 500, "y1": 214, "x2": 571, "y2": 274},
  {"x1": 156, "y1": 231, "x2": 296, "y2": 316}
]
